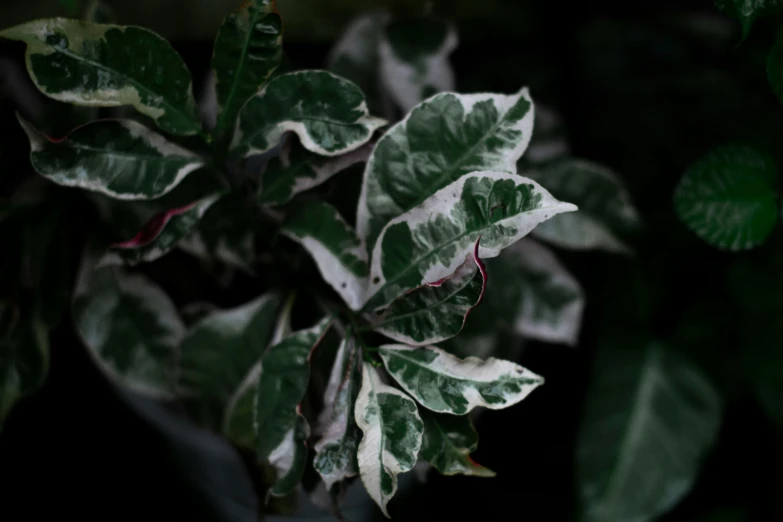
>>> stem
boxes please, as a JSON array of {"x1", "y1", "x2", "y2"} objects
[{"x1": 344, "y1": 307, "x2": 382, "y2": 365}]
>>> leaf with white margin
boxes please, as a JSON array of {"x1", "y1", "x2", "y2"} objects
[
  {"x1": 313, "y1": 336, "x2": 363, "y2": 491},
  {"x1": 355, "y1": 362, "x2": 423, "y2": 518},
  {"x1": 0, "y1": 18, "x2": 200, "y2": 136},
  {"x1": 211, "y1": 0, "x2": 282, "y2": 139},
  {"x1": 378, "y1": 344, "x2": 543, "y2": 415},
  {"x1": 258, "y1": 138, "x2": 372, "y2": 206},
  {"x1": 363, "y1": 171, "x2": 576, "y2": 311},
  {"x1": 525, "y1": 159, "x2": 640, "y2": 254},
  {"x1": 231, "y1": 70, "x2": 386, "y2": 159},
  {"x1": 281, "y1": 200, "x2": 368, "y2": 310},
  {"x1": 176, "y1": 292, "x2": 280, "y2": 433},
  {"x1": 494, "y1": 238, "x2": 584, "y2": 346},
  {"x1": 419, "y1": 409, "x2": 494, "y2": 477},
  {"x1": 255, "y1": 317, "x2": 332, "y2": 496},
  {"x1": 379, "y1": 18, "x2": 457, "y2": 112},
  {"x1": 356, "y1": 89, "x2": 536, "y2": 251},
  {"x1": 74, "y1": 265, "x2": 184, "y2": 398},
  {"x1": 98, "y1": 193, "x2": 224, "y2": 266},
  {"x1": 17, "y1": 115, "x2": 204, "y2": 200},
  {"x1": 223, "y1": 293, "x2": 294, "y2": 450},
  {"x1": 578, "y1": 340, "x2": 721, "y2": 522},
  {"x1": 371, "y1": 239, "x2": 486, "y2": 346},
  {"x1": 327, "y1": 12, "x2": 388, "y2": 114}
]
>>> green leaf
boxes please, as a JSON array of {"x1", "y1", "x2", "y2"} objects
[
  {"x1": 313, "y1": 336, "x2": 363, "y2": 491},
  {"x1": 212, "y1": 0, "x2": 282, "y2": 138},
  {"x1": 0, "y1": 19, "x2": 200, "y2": 136},
  {"x1": 0, "y1": 310, "x2": 49, "y2": 429},
  {"x1": 378, "y1": 344, "x2": 543, "y2": 415},
  {"x1": 74, "y1": 265, "x2": 184, "y2": 397},
  {"x1": 379, "y1": 18, "x2": 457, "y2": 112},
  {"x1": 674, "y1": 145, "x2": 778, "y2": 251},
  {"x1": 224, "y1": 293, "x2": 294, "y2": 450},
  {"x1": 767, "y1": 25, "x2": 783, "y2": 110},
  {"x1": 356, "y1": 88, "x2": 537, "y2": 251},
  {"x1": 525, "y1": 159, "x2": 640, "y2": 254},
  {"x1": 354, "y1": 362, "x2": 423, "y2": 518},
  {"x1": 484, "y1": 239, "x2": 584, "y2": 346},
  {"x1": 99, "y1": 193, "x2": 224, "y2": 266},
  {"x1": 281, "y1": 200, "x2": 368, "y2": 310},
  {"x1": 578, "y1": 341, "x2": 721, "y2": 522},
  {"x1": 363, "y1": 171, "x2": 576, "y2": 311},
  {"x1": 176, "y1": 293, "x2": 280, "y2": 436},
  {"x1": 370, "y1": 239, "x2": 486, "y2": 346},
  {"x1": 231, "y1": 70, "x2": 386, "y2": 159},
  {"x1": 255, "y1": 317, "x2": 332, "y2": 496},
  {"x1": 258, "y1": 138, "x2": 372, "y2": 206},
  {"x1": 715, "y1": 0, "x2": 783, "y2": 42},
  {"x1": 18, "y1": 115, "x2": 205, "y2": 200},
  {"x1": 419, "y1": 409, "x2": 494, "y2": 477},
  {"x1": 327, "y1": 13, "x2": 387, "y2": 114}
]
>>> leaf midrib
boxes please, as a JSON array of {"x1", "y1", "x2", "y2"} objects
[
  {"x1": 214, "y1": 5, "x2": 272, "y2": 135},
  {"x1": 47, "y1": 140, "x2": 193, "y2": 163},
  {"x1": 376, "y1": 273, "x2": 477, "y2": 329},
  {"x1": 599, "y1": 348, "x2": 658, "y2": 513}
]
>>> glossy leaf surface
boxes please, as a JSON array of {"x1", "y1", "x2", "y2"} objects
[
  {"x1": 1, "y1": 18, "x2": 200, "y2": 135},
  {"x1": 18, "y1": 115, "x2": 204, "y2": 200},
  {"x1": 378, "y1": 344, "x2": 544, "y2": 415},
  {"x1": 363, "y1": 171, "x2": 576, "y2": 310},
  {"x1": 355, "y1": 362, "x2": 423, "y2": 517}
]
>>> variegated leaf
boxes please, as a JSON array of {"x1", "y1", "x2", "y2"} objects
[
  {"x1": 224, "y1": 293, "x2": 294, "y2": 449},
  {"x1": 579, "y1": 341, "x2": 721, "y2": 522},
  {"x1": 99, "y1": 193, "x2": 223, "y2": 266},
  {"x1": 18, "y1": 115, "x2": 204, "y2": 200},
  {"x1": 495, "y1": 238, "x2": 584, "y2": 346},
  {"x1": 231, "y1": 70, "x2": 386, "y2": 158},
  {"x1": 327, "y1": 12, "x2": 388, "y2": 115},
  {"x1": 525, "y1": 159, "x2": 640, "y2": 254},
  {"x1": 258, "y1": 138, "x2": 372, "y2": 206},
  {"x1": 0, "y1": 311, "x2": 50, "y2": 429},
  {"x1": 268, "y1": 411, "x2": 310, "y2": 497},
  {"x1": 281, "y1": 200, "x2": 368, "y2": 310},
  {"x1": 178, "y1": 192, "x2": 257, "y2": 274},
  {"x1": 355, "y1": 362, "x2": 423, "y2": 518},
  {"x1": 255, "y1": 317, "x2": 332, "y2": 496},
  {"x1": 371, "y1": 240, "x2": 486, "y2": 346},
  {"x1": 313, "y1": 337, "x2": 363, "y2": 491},
  {"x1": 363, "y1": 171, "x2": 576, "y2": 311},
  {"x1": 379, "y1": 18, "x2": 457, "y2": 112},
  {"x1": 378, "y1": 344, "x2": 543, "y2": 415},
  {"x1": 74, "y1": 265, "x2": 184, "y2": 397},
  {"x1": 176, "y1": 293, "x2": 280, "y2": 436},
  {"x1": 212, "y1": 0, "x2": 282, "y2": 138},
  {"x1": 0, "y1": 19, "x2": 200, "y2": 136},
  {"x1": 419, "y1": 409, "x2": 494, "y2": 477},
  {"x1": 356, "y1": 89, "x2": 536, "y2": 250}
]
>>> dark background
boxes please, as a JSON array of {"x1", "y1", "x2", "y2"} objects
[{"x1": 2, "y1": 0, "x2": 783, "y2": 520}]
